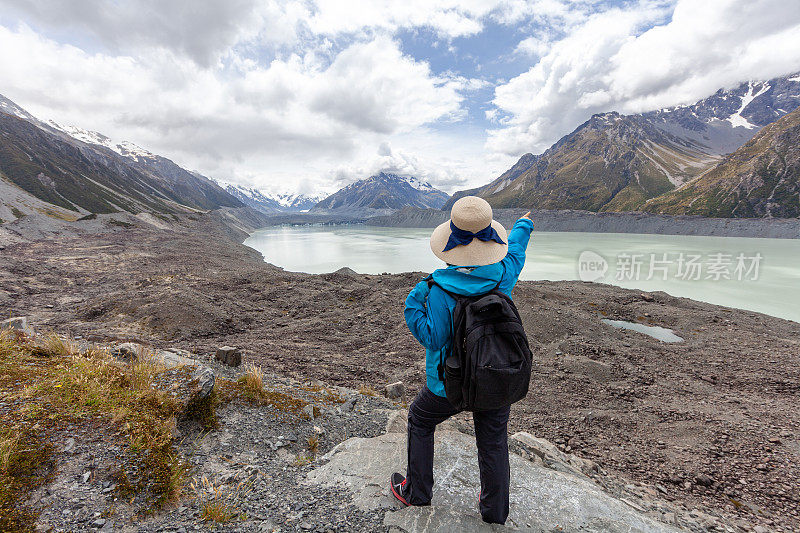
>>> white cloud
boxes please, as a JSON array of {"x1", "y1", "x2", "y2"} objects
[
  {"x1": 0, "y1": 24, "x2": 476, "y2": 192},
  {"x1": 1, "y1": 0, "x2": 798, "y2": 196},
  {"x1": 0, "y1": 0, "x2": 303, "y2": 66},
  {"x1": 488, "y1": 0, "x2": 800, "y2": 156}
]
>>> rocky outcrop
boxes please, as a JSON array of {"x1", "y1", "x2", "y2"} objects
[{"x1": 306, "y1": 429, "x2": 686, "y2": 532}]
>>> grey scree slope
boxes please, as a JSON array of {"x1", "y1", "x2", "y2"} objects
[{"x1": 306, "y1": 429, "x2": 680, "y2": 533}]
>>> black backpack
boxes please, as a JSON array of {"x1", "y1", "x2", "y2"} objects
[{"x1": 429, "y1": 279, "x2": 532, "y2": 411}]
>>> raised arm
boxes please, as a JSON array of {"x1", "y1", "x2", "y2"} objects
[{"x1": 499, "y1": 213, "x2": 534, "y2": 291}]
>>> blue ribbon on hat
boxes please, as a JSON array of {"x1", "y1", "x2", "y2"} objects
[{"x1": 442, "y1": 221, "x2": 506, "y2": 252}]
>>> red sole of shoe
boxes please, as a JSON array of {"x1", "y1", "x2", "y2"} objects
[{"x1": 390, "y1": 481, "x2": 410, "y2": 507}]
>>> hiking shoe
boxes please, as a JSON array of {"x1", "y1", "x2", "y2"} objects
[{"x1": 390, "y1": 473, "x2": 410, "y2": 506}]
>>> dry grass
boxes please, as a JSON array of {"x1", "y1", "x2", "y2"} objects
[
  {"x1": 237, "y1": 363, "x2": 264, "y2": 399},
  {"x1": 307, "y1": 436, "x2": 319, "y2": 455},
  {"x1": 191, "y1": 475, "x2": 253, "y2": 523},
  {"x1": 217, "y1": 365, "x2": 308, "y2": 419},
  {"x1": 0, "y1": 432, "x2": 19, "y2": 474},
  {"x1": 0, "y1": 329, "x2": 195, "y2": 528},
  {"x1": 28, "y1": 333, "x2": 76, "y2": 358},
  {"x1": 358, "y1": 384, "x2": 379, "y2": 397}
]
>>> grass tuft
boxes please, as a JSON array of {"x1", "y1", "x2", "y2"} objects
[
  {"x1": 0, "y1": 329, "x2": 198, "y2": 525},
  {"x1": 237, "y1": 363, "x2": 264, "y2": 399},
  {"x1": 191, "y1": 475, "x2": 253, "y2": 523},
  {"x1": 217, "y1": 365, "x2": 308, "y2": 418}
]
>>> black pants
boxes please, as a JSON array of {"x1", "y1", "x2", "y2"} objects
[{"x1": 402, "y1": 385, "x2": 511, "y2": 524}]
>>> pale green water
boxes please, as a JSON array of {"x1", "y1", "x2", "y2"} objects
[{"x1": 244, "y1": 226, "x2": 800, "y2": 323}]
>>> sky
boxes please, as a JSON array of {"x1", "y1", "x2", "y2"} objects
[{"x1": 0, "y1": 0, "x2": 799, "y2": 196}]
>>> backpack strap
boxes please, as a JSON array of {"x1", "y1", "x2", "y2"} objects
[{"x1": 426, "y1": 279, "x2": 462, "y2": 382}]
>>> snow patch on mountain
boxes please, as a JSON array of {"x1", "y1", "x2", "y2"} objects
[
  {"x1": 46, "y1": 121, "x2": 154, "y2": 161},
  {"x1": 0, "y1": 95, "x2": 36, "y2": 121},
  {"x1": 727, "y1": 82, "x2": 769, "y2": 129}
]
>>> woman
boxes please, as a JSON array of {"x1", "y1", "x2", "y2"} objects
[{"x1": 390, "y1": 196, "x2": 534, "y2": 525}]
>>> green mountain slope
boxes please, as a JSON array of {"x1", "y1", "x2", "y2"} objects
[{"x1": 476, "y1": 113, "x2": 718, "y2": 212}]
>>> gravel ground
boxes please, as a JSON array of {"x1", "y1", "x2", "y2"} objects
[{"x1": 1, "y1": 214, "x2": 798, "y2": 531}]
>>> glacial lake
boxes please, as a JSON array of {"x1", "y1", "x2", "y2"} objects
[{"x1": 244, "y1": 226, "x2": 800, "y2": 323}]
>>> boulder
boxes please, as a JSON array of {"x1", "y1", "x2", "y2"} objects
[
  {"x1": 306, "y1": 430, "x2": 679, "y2": 532},
  {"x1": 156, "y1": 349, "x2": 215, "y2": 400},
  {"x1": 1, "y1": 316, "x2": 34, "y2": 336},
  {"x1": 111, "y1": 342, "x2": 143, "y2": 360},
  {"x1": 384, "y1": 381, "x2": 405, "y2": 400},
  {"x1": 215, "y1": 346, "x2": 242, "y2": 367}
]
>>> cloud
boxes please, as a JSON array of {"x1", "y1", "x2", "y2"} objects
[
  {"x1": 0, "y1": 24, "x2": 480, "y2": 191},
  {"x1": 0, "y1": 0, "x2": 302, "y2": 66},
  {"x1": 488, "y1": 0, "x2": 800, "y2": 156}
]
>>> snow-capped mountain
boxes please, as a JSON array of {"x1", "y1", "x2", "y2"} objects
[
  {"x1": 211, "y1": 179, "x2": 327, "y2": 213},
  {"x1": 641, "y1": 73, "x2": 800, "y2": 154},
  {"x1": 450, "y1": 72, "x2": 800, "y2": 214},
  {"x1": 0, "y1": 93, "x2": 242, "y2": 217},
  {"x1": 312, "y1": 172, "x2": 450, "y2": 212}
]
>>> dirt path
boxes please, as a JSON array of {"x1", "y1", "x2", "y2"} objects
[{"x1": 1, "y1": 218, "x2": 798, "y2": 531}]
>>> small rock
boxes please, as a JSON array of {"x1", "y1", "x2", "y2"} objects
[
  {"x1": 81, "y1": 471, "x2": 91, "y2": 483},
  {"x1": 695, "y1": 473, "x2": 714, "y2": 487},
  {"x1": 1, "y1": 316, "x2": 34, "y2": 336},
  {"x1": 299, "y1": 522, "x2": 313, "y2": 531},
  {"x1": 384, "y1": 381, "x2": 405, "y2": 400},
  {"x1": 62, "y1": 437, "x2": 76, "y2": 453},
  {"x1": 753, "y1": 526, "x2": 769, "y2": 533},
  {"x1": 313, "y1": 425, "x2": 325, "y2": 435},
  {"x1": 640, "y1": 293, "x2": 654, "y2": 302},
  {"x1": 92, "y1": 519, "x2": 106, "y2": 528},
  {"x1": 385, "y1": 410, "x2": 408, "y2": 434},
  {"x1": 555, "y1": 351, "x2": 563, "y2": 356},
  {"x1": 215, "y1": 346, "x2": 242, "y2": 367},
  {"x1": 303, "y1": 405, "x2": 316, "y2": 419},
  {"x1": 340, "y1": 397, "x2": 357, "y2": 412},
  {"x1": 767, "y1": 437, "x2": 782, "y2": 444},
  {"x1": 192, "y1": 365, "x2": 215, "y2": 399}
]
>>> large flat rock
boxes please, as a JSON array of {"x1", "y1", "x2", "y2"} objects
[{"x1": 306, "y1": 430, "x2": 681, "y2": 532}]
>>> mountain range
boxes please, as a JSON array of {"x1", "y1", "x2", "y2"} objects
[
  {"x1": 448, "y1": 73, "x2": 800, "y2": 217},
  {"x1": 311, "y1": 172, "x2": 449, "y2": 212},
  {"x1": 0, "y1": 94, "x2": 327, "y2": 222},
  {"x1": 211, "y1": 180, "x2": 326, "y2": 214}
]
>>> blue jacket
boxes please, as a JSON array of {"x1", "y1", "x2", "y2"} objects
[{"x1": 404, "y1": 218, "x2": 534, "y2": 397}]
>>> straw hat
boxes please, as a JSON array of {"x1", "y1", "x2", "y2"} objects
[{"x1": 430, "y1": 196, "x2": 508, "y2": 266}]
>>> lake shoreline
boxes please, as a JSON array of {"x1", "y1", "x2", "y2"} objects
[{"x1": 366, "y1": 207, "x2": 800, "y2": 239}]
